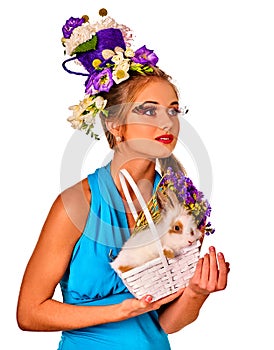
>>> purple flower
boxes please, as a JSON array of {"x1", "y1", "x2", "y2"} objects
[
  {"x1": 85, "y1": 72, "x2": 98, "y2": 95},
  {"x1": 85, "y1": 68, "x2": 114, "y2": 95},
  {"x1": 161, "y1": 166, "x2": 214, "y2": 234},
  {"x1": 62, "y1": 17, "x2": 85, "y2": 39},
  {"x1": 132, "y1": 45, "x2": 159, "y2": 66}
]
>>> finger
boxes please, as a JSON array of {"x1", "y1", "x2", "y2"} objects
[
  {"x1": 191, "y1": 256, "x2": 203, "y2": 284},
  {"x1": 139, "y1": 295, "x2": 153, "y2": 308},
  {"x1": 208, "y1": 246, "x2": 218, "y2": 285},
  {"x1": 217, "y1": 252, "x2": 229, "y2": 289},
  {"x1": 152, "y1": 289, "x2": 185, "y2": 309},
  {"x1": 226, "y1": 262, "x2": 230, "y2": 273},
  {"x1": 200, "y1": 253, "x2": 210, "y2": 288},
  {"x1": 159, "y1": 288, "x2": 185, "y2": 303}
]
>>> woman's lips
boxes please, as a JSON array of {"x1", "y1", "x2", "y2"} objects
[{"x1": 155, "y1": 134, "x2": 174, "y2": 144}]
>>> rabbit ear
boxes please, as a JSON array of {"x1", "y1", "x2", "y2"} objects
[
  {"x1": 156, "y1": 189, "x2": 171, "y2": 212},
  {"x1": 166, "y1": 188, "x2": 180, "y2": 208},
  {"x1": 156, "y1": 188, "x2": 179, "y2": 212}
]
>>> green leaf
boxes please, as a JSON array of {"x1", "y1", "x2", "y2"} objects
[
  {"x1": 102, "y1": 109, "x2": 109, "y2": 117},
  {"x1": 130, "y1": 63, "x2": 142, "y2": 71},
  {"x1": 144, "y1": 66, "x2": 153, "y2": 73},
  {"x1": 72, "y1": 35, "x2": 98, "y2": 55}
]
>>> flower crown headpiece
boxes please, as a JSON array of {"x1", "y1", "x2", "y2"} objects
[
  {"x1": 134, "y1": 167, "x2": 215, "y2": 236},
  {"x1": 62, "y1": 9, "x2": 160, "y2": 139}
]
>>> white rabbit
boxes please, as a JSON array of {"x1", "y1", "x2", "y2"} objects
[{"x1": 110, "y1": 188, "x2": 203, "y2": 273}]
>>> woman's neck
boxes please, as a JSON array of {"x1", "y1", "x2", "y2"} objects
[{"x1": 110, "y1": 152, "x2": 157, "y2": 204}]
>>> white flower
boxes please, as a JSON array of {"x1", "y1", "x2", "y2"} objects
[
  {"x1": 67, "y1": 95, "x2": 108, "y2": 131},
  {"x1": 65, "y1": 24, "x2": 95, "y2": 55},
  {"x1": 68, "y1": 104, "x2": 82, "y2": 118},
  {"x1": 91, "y1": 17, "x2": 133, "y2": 47},
  {"x1": 67, "y1": 95, "x2": 93, "y2": 128},
  {"x1": 83, "y1": 112, "x2": 96, "y2": 125},
  {"x1": 93, "y1": 96, "x2": 107, "y2": 110},
  {"x1": 79, "y1": 95, "x2": 94, "y2": 111},
  {"x1": 114, "y1": 46, "x2": 124, "y2": 54},
  {"x1": 67, "y1": 105, "x2": 83, "y2": 129},
  {"x1": 112, "y1": 61, "x2": 130, "y2": 84},
  {"x1": 124, "y1": 48, "x2": 135, "y2": 58},
  {"x1": 111, "y1": 51, "x2": 124, "y2": 65},
  {"x1": 93, "y1": 16, "x2": 118, "y2": 31},
  {"x1": 118, "y1": 60, "x2": 130, "y2": 71},
  {"x1": 102, "y1": 49, "x2": 115, "y2": 60},
  {"x1": 67, "y1": 114, "x2": 83, "y2": 130}
]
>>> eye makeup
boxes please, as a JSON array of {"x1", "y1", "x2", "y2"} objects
[{"x1": 132, "y1": 101, "x2": 186, "y2": 118}]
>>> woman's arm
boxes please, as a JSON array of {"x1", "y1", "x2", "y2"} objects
[
  {"x1": 158, "y1": 246, "x2": 230, "y2": 334},
  {"x1": 17, "y1": 178, "x2": 92, "y2": 331},
  {"x1": 16, "y1": 179, "x2": 183, "y2": 331}
]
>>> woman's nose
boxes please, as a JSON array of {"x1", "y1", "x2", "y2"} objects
[{"x1": 158, "y1": 108, "x2": 174, "y2": 131}]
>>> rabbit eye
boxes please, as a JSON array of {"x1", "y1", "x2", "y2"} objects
[
  {"x1": 190, "y1": 229, "x2": 194, "y2": 236},
  {"x1": 169, "y1": 221, "x2": 183, "y2": 234}
]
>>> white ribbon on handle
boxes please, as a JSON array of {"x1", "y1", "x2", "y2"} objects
[{"x1": 119, "y1": 168, "x2": 170, "y2": 272}]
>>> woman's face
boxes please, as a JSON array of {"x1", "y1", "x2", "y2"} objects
[{"x1": 120, "y1": 79, "x2": 181, "y2": 159}]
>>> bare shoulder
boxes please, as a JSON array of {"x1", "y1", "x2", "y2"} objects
[
  {"x1": 25, "y1": 177, "x2": 92, "y2": 279},
  {"x1": 59, "y1": 177, "x2": 91, "y2": 209},
  {"x1": 17, "y1": 179, "x2": 92, "y2": 306},
  {"x1": 52, "y1": 178, "x2": 91, "y2": 238}
]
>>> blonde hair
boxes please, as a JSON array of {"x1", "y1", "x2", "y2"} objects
[{"x1": 100, "y1": 67, "x2": 186, "y2": 175}]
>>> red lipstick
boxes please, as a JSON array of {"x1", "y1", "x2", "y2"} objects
[{"x1": 155, "y1": 134, "x2": 174, "y2": 144}]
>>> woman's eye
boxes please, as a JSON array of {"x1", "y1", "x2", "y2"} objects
[
  {"x1": 167, "y1": 108, "x2": 181, "y2": 117},
  {"x1": 132, "y1": 105, "x2": 157, "y2": 116},
  {"x1": 143, "y1": 107, "x2": 157, "y2": 116},
  {"x1": 133, "y1": 104, "x2": 186, "y2": 118}
]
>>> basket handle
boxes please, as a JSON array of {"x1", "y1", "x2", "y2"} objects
[{"x1": 119, "y1": 169, "x2": 170, "y2": 270}]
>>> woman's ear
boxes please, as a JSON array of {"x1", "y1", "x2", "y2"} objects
[{"x1": 105, "y1": 120, "x2": 124, "y2": 138}]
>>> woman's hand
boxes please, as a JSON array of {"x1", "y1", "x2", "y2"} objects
[
  {"x1": 117, "y1": 247, "x2": 229, "y2": 326},
  {"x1": 118, "y1": 289, "x2": 184, "y2": 320},
  {"x1": 157, "y1": 246, "x2": 230, "y2": 333},
  {"x1": 187, "y1": 246, "x2": 230, "y2": 296}
]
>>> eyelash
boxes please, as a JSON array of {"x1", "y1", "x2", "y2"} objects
[{"x1": 132, "y1": 104, "x2": 183, "y2": 117}]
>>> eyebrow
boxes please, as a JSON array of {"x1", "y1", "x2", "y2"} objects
[{"x1": 142, "y1": 100, "x2": 179, "y2": 105}]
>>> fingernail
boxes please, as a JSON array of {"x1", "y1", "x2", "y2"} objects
[
  {"x1": 209, "y1": 246, "x2": 215, "y2": 252},
  {"x1": 145, "y1": 295, "x2": 153, "y2": 303}
]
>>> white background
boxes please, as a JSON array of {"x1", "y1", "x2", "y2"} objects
[{"x1": 1, "y1": 0, "x2": 273, "y2": 349}]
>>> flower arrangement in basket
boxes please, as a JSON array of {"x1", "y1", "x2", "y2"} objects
[{"x1": 110, "y1": 167, "x2": 214, "y2": 301}]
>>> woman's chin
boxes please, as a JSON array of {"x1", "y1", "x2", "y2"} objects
[{"x1": 118, "y1": 139, "x2": 175, "y2": 159}]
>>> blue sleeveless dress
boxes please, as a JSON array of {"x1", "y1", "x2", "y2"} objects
[{"x1": 57, "y1": 163, "x2": 171, "y2": 350}]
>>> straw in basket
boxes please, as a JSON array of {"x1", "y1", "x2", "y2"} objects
[{"x1": 116, "y1": 167, "x2": 213, "y2": 302}]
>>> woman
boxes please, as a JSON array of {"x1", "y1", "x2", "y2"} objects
[{"x1": 17, "y1": 11, "x2": 229, "y2": 350}]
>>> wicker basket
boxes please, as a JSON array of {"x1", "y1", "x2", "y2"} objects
[
  {"x1": 117, "y1": 240, "x2": 201, "y2": 301},
  {"x1": 118, "y1": 169, "x2": 202, "y2": 301}
]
